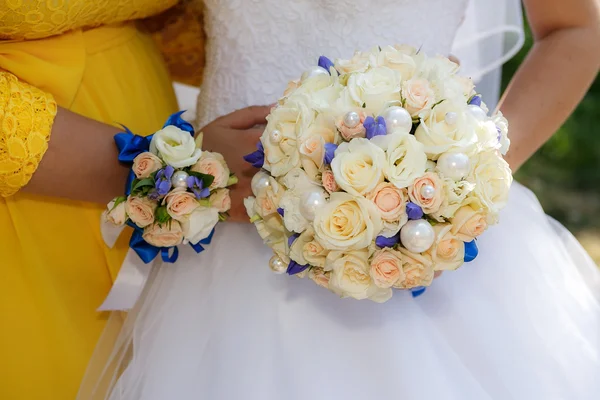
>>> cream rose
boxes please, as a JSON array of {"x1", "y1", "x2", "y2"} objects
[
  {"x1": 321, "y1": 169, "x2": 339, "y2": 194},
  {"x1": 104, "y1": 198, "x2": 127, "y2": 226},
  {"x1": 309, "y1": 267, "x2": 331, "y2": 289},
  {"x1": 373, "y1": 45, "x2": 417, "y2": 78},
  {"x1": 429, "y1": 224, "x2": 465, "y2": 271},
  {"x1": 414, "y1": 102, "x2": 478, "y2": 159},
  {"x1": 299, "y1": 134, "x2": 325, "y2": 169},
  {"x1": 163, "y1": 188, "x2": 199, "y2": 221},
  {"x1": 191, "y1": 152, "x2": 230, "y2": 189},
  {"x1": 143, "y1": 221, "x2": 184, "y2": 247},
  {"x1": 367, "y1": 182, "x2": 408, "y2": 222},
  {"x1": 370, "y1": 248, "x2": 405, "y2": 288},
  {"x1": 254, "y1": 177, "x2": 283, "y2": 218},
  {"x1": 408, "y1": 172, "x2": 445, "y2": 214},
  {"x1": 209, "y1": 188, "x2": 231, "y2": 213},
  {"x1": 492, "y1": 111, "x2": 510, "y2": 155},
  {"x1": 394, "y1": 247, "x2": 434, "y2": 289},
  {"x1": 289, "y1": 228, "x2": 329, "y2": 268},
  {"x1": 335, "y1": 51, "x2": 371, "y2": 74},
  {"x1": 328, "y1": 250, "x2": 392, "y2": 302},
  {"x1": 132, "y1": 152, "x2": 162, "y2": 179},
  {"x1": 313, "y1": 192, "x2": 383, "y2": 251},
  {"x1": 402, "y1": 78, "x2": 436, "y2": 116},
  {"x1": 467, "y1": 151, "x2": 512, "y2": 220},
  {"x1": 283, "y1": 79, "x2": 300, "y2": 97},
  {"x1": 373, "y1": 133, "x2": 427, "y2": 189},
  {"x1": 347, "y1": 66, "x2": 402, "y2": 111},
  {"x1": 430, "y1": 178, "x2": 475, "y2": 221},
  {"x1": 331, "y1": 138, "x2": 385, "y2": 196},
  {"x1": 450, "y1": 205, "x2": 487, "y2": 241},
  {"x1": 150, "y1": 125, "x2": 202, "y2": 168},
  {"x1": 126, "y1": 196, "x2": 156, "y2": 228},
  {"x1": 181, "y1": 206, "x2": 219, "y2": 245}
]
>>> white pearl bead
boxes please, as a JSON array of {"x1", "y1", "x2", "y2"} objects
[
  {"x1": 170, "y1": 170, "x2": 189, "y2": 189},
  {"x1": 269, "y1": 255, "x2": 287, "y2": 274},
  {"x1": 269, "y1": 129, "x2": 282, "y2": 144},
  {"x1": 420, "y1": 184, "x2": 435, "y2": 199},
  {"x1": 299, "y1": 189, "x2": 326, "y2": 221},
  {"x1": 251, "y1": 171, "x2": 271, "y2": 196},
  {"x1": 400, "y1": 219, "x2": 435, "y2": 253},
  {"x1": 444, "y1": 111, "x2": 458, "y2": 125},
  {"x1": 436, "y1": 152, "x2": 470, "y2": 181},
  {"x1": 301, "y1": 66, "x2": 329, "y2": 81},
  {"x1": 381, "y1": 106, "x2": 412, "y2": 134},
  {"x1": 467, "y1": 104, "x2": 487, "y2": 121},
  {"x1": 343, "y1": 111, "x2": 361, "y2": 128}
]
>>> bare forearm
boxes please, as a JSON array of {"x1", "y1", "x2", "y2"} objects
[
  {"x1": 24, "y1": 107, "x2": 129, "y2": 203},
  {"x1": 499, "y1": 5, "x2": 600, "y2": 171}
]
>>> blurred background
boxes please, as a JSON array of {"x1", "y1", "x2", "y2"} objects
[{"x1": 502, "y1": 20, "x2": 600, "y2": 264}]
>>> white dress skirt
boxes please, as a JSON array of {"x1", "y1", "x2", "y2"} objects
[{"x1": 79, "y1": 0, "x2": 600, "y2": 398}]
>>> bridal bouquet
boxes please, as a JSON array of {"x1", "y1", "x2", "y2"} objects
[
  {"x1": 244, "y1": 45, "x2": 512, "y2": 302},
  {"x1": 103, "y1": 112, "x2": 235, "y2": 264}
]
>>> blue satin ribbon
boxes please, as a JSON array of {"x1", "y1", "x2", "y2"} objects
[
  {"x1": 411, "y1": 286, "x2": 427, "y2": 298},
  {"x1": 464, "y1": 240, "x2": 479, "y2": 262},
  {"x1": 189, "y1": 228, "x2": 216, "y2": 254}
]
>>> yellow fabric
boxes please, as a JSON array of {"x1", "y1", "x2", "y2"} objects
[
  {"x1": 0, "y1": 20, "x2": 178, "y2": 400},
  {"x1": 0, "y1": 72, "x2": 56, "y2": 197}
]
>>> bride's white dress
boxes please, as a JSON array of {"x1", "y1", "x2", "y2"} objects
[{"x1": 84, "y1": 1, "x2": 600, "y2": 399}]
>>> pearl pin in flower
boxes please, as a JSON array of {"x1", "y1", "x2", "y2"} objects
[
  {"x1": 251, "y1": 171, "x2": 271, "y2": 196},
  {"x1": 299, "y1": 189, "x2": 326, "y2": 221},
  {"x1": 301, "y1": 66, "x2": 329, "y2": 81},
  {"x1": 436, "y1": 152, "x2": 470, "y2": 181},
  {"x1": 269, "y1": 129, "x2": 282, "y2": 144},
  {"x1": 381, "y1": 106, "x2": 412, "y2": 134},
  {"x1": 343, "y1": 111, "x2": 361, "y2": 128},
  {"x1": 420, "y1": 184, "x2": 435, "y2": 200},
  {"x1": 269, "y1": 255, "x2": 287, "y2": 274},
  {"x1": 444, "y1": 111, "x2": 458, "y2": 125},
  {"x1": 400, "y1": 219, "x2": 435, "y2": 253},
  {"x1": 171, "y1": 170, "x2": 189, "y2": 189}
]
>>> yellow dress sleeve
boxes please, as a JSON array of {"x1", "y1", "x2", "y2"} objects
[
  {"x1": 0, "y1": 72, "x2": 56, "y2": 197},
  {"x1": 143, "y1": 1, "x2": 206, "y2": 87}
]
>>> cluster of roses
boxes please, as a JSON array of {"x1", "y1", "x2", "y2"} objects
[
  {"x1": 245, "y1": 45, "x2": 512, "y2": 302},
  {"x1": 104, "y1": 125, "x2": 235, "y2": 251}
]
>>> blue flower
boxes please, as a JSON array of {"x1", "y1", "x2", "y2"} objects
[
  {"x1": 155, "y1": 165, "x2": 174, "y2": 196},
  {"x1": 323, "y1": 143, "x2": 338, "y2": 164},
  {"x1": 187, "y1": 175, "x2": 210, "y2": 199},
  {"x1": 287, "y1": 233, "x2": 300, "y2": 248},
  {"x1": 468, "y1": 95, "x2": 482, "y2": 107},
  {"x1": 318, "y1": 56, "x2": 336, "y2": 74},
  {"x1": 243, "y1": 141, "x2": 265, "y2": 168},
  {"x1": 364, "y1": 116, "x2": 387, "y2": 139},
  {"x1": 287, "y1": 260, "x2": 309, "y2": 275},
  {"x1": 277, "y1": 207, "x2": 285, "y2": 217},
  {"x1": 376, "y1": 233, "x2": 400, "y2": 248},
  {"x1": 406, "y1": 202, "x2": 424, "y2": 220}
]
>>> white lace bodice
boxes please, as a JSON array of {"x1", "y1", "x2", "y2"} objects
[{"x1": 197, "y1": 0, "x2": 468, "y2": 127}]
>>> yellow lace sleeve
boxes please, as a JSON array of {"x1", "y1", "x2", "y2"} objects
[
  {"x1": 144, "y1": 1, "x2": 206, "y2": 87},
  {"x1": 0, "y1": 72, "x2": 56, "y2": 197}
]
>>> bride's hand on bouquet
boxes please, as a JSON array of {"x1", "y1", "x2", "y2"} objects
[{"x1": 200, "y1": 105, "x2": 272, "y2": 222}]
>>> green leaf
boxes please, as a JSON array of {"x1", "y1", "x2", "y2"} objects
[
  {"x1": 188, "y1": 171, "x2": 215, "y2": 188},
  {"x1": 112, "y1": 196, "x2": 127, "y2": 208},
  {"x1": 431, "y1": 99, "x2": 445, "y2": 109},
  {"x1": 362, "y1": 103, "x2": 366, "y2": 108},
  {"x1": 227, "y1": 174, "x2": 239, "y2": 186},
  {"x1": 155, "y1": 206, "x2": 171, "y2": 224},
  {"x1": 132, "y1": 178, "x2": 155, "y2": 192}
]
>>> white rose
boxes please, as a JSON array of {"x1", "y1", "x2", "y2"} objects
[
  {"x1": 331, "y1": 138, "x2": 385, "y2": 196},
  {"x1": 279, "y1": 168, "x2": 324, "y2": 233},
  {"x1": 429, "y1": 177, "x2": 476, "y2": 221},
  {"x1": 335, "y1": 50, "x2": 371, "y2": 74},
  {"x1": 467, "y1": 151, "x2": 512, "y2": 222},
  {"x1": 294, "y1": 74, "x2": 344, "y2": 110},
  {"x1": 492, "y1": 111, "x2": 510, "y2": 155},
  {"x1": 372, "y1": 133, "x2": 427, "y2": 189},
  {"x1": 414, "y1": 101, "x2": 478, "y2": 159},
  {"x1": 150, "y1": 125, "x2": 202, "y2": 168},
  {"x1": 347, "y1": 66, "x2": 402, "y2": 111},
  {"x1": 313, "y1": 192, "x2": 383, "y2": 251},
  {"x1": 327, "y1": 249, "x2": 392, "y2": 302},
  {"x1": 289, "y1": 227, "x2": 329, "y2": 268},
  {"x1": 104, "y1": 198, "x2": 127, "y2": 226},
  {"x1": 182, "y1": 206, "x2": 219, "y2": 245},
  {"x1": 372, "y1": 45, "x2": 417, "y2": 78}
]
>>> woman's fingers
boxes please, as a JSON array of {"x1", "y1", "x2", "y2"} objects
[{"x1": 214, "y1": 105, "x2": 271, "y2": 130}]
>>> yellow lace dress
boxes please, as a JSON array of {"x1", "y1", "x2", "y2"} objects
[{"x1": 0, "y1": 2, "x2": 204, "y2": 398}]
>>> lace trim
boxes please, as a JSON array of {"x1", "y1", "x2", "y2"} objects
[{"x1": 0, "y1": 72, "x2": 56, "y2": 197}]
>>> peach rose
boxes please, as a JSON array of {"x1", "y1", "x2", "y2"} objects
[
  {"x1": 191, "y1": 152, "x2": 230, "y2": 189},
  {"x1": 132, "y1": 152, "x2": 163, "y2": 179},
  {"x1": 321, "y1": 169, "x2": 339, "y2": 193},
  {"x1": 299, "y1": 134, "x2": 325, "y2": 169},
  {"x1": 209, "y1": 188, "x2": 231, "y2": 213},
  {"x1": 370, "y1": 248, "x2": 405, "y2": 288},
  {"x1": 450, "y1": 205, "x2": 488, "y2": 241},
  {"x1": 309, "y1": 267, "x2": 331, "y2": 289},
  {"x1": 367, "y1": 182, "x2": 408, "y2": 222},
  {"x1": 143, "y1": 221, "x2": 184, "y2": 247},
  {"x1": 104, "y1": 198, "x2": 127, "y2": 226},
  {"x1": 164, "y1": 188, "x2": 199, "y2": 221},
  {"x1": 394, "y1": 247, "x2": 434, "y2": 289},
  {"x1": 429, "y1": 224, "x2": 465, "y2": 271},
  {"x1": 408, "y1": 172, "x2": 445, "y2": 214},
  {"x1": 402, "y1": 78, "x2": 436, "y2": 116},
  {"x1": 126, "y1": 196, "x2": 157, "y2": 228},
  {"x1": 335, "y1": 111, "x2": 366, "y2": 141}
]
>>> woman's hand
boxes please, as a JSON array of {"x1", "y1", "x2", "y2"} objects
[{"x1": 200, "y1": 105, "x2": 272, "y2": 222}]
